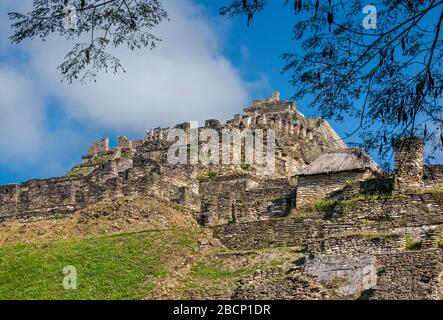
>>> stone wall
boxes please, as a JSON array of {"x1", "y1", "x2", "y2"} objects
[
  {"x1": 424, "y1": 164, "x2": 443, "y2": 189},
  {"x1": 231, "y1": 248, "x2": 443, "y2": 300},
  {"x1": 214, "y1": 192, "x2": 443, "y2": 250},
  {"x1": 393, "y1": 137, "x2": 424, "y2": 193},
  {"x1": 337, "y1": 193, "x2": 443, "y2": 226},
  {"x1": 314, "y1": 235, "x2": 404, "y2": 256},
  {"x1": 304, "y1": 254, "x2": 377, "y2": 297},
  {"x1": 0, "y1": 92, "x2": 349, "y2": 225},
  {"x1": 232, "y1": 267, "x2": 329, "y2": 300},
  {"x1": 301, "y1": 248, "x2": 442, "y2": 299},
  {"x1": 220, "y1": 192, "x2": 443, "y2": 300},
  {"x1": 0, "y1": 157, "x2": 199, "y2": 223},
  {"x1": 199, "y1": 175, "x2": 295, "y2": 225},
  {"x1": 213, "y1": 216, "x2": 323, "y2": 250},
  {"x1": 0, "y1": 177, "x2": 78, "y2": 222},
  {"x1": 296, "y1": 170, "x2": 374, "y2": 208},
  {"x1": 367, "y1": 249, "x2": 442, "y2": 300},
  {"x1": 234, "y1": 187, "x2": 295, "y2": 220},
  {"x1": 87, "y1": 138, "x2": 109, "y2": 155}
]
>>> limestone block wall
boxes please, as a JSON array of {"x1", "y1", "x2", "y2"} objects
[
  {"x1": 424, "y1": 165, "x2": 443, "y2": 189},
  {"x1": 368, "y1": 249, "x2": 442, "y2": 300},
  {"x1": 199, "y1": 175, "x2": 256, "y2": 225},
  {"x1": 0, "y1": 178, "x2": 79, "y2": 221},
  {"x1": 87, "y1": 138, "x2": 109, "y2": 155},
  {"x1": 393, "y1": 137, "x2": 424, "y2": 193},
  {"x1": 296, "y1": 170, "x2": 374, "y2": 208},
  {"x1": 304, "y1": 254, "x2": 378, "y2": 297},
  {"x1": 232, "y1": 267, "x2": 329, "y2": 300},
  {"x1": 213, "y1": 193, "x2": 443, "y2": 250},
  {"x1": 314, "y1": 235, "x2": 404, "y2": 256},
  {"x1": 338, "y1": 193, "x2": 443, "y2": 225},
  {"x1": 199, "y1": 175, "x2": 294, "y2": 225},
  {"x1": 233, "y1": 187, "x2": 295, "y2": 221},
  {"x1": 0, "y1": 157, "x2": 199, "y2": 223},
  {"x1": 0, "y1": 184, "x2": 20, "y2": 220},
  {"x1": 213, "y1": 216, "x2": 324, "y2": 249}
]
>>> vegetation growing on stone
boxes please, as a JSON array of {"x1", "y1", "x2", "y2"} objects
[
  {"x1": 65, "y1": 166, "x2": 94, "y2": 178},
  {"x1": 196, "y1": 170, "x2": 218, "y2": 181},
  {"x1": 241, "y1": 163, "x2": 251, "y2": 171},
  {"x1": 416, "y1": 188, "x2": 443, "y2": 200},
  {"x1": 121, "y1": 149, "x2": 134, "y2": 161},
  {"x1": 404, "y1": 234, "x2": 422, "y2": 251},
  {"x1": 434, "y1": 236, "x2": 443, "y2": 249},
  {"x1": 344, "y1": 179, "x2": 361, "y2": 186}
]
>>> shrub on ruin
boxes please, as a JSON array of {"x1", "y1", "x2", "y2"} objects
[
  {"x1": 404, "y1": 234, "x2": 422, "y2": 251},
  {"x1": 313, "y1": 198, "x2": 337, "y2": 212},
  {"x1": 196, "y1": 170, "x2": 218, "y2": 181}
]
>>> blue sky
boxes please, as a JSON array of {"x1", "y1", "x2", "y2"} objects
[{"x1": 0, "y1": 0, "x2": 441, "y2": 185}]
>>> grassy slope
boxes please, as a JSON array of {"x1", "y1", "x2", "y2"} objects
[
  {"x1": 0, "y1": 196, "x2": 300, "y2": 300},
  {"x1": 0, "y1": 228, "x2": 201, "y2": 300},
  {"x1": 0, "y1": 226, "x2": 299, "y2": 300}
]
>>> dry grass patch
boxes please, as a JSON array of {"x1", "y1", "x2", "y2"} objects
[{"x1": 0, "y1": 196, "x2": 196, "y2": 245}]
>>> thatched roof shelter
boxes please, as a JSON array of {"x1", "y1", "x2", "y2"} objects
[{"x1": 296, "y1": 148, "x2": 382, "y2": 176}]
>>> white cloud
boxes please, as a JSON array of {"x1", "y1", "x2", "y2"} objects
[
  {"x1": 24, "y1": 0, "x2": 252, "y2": 131},
  {"x1": 0, "y1": 0, "x2": 262, "y2": 180},
  {"x1": 0, "y1": 65, "x2": 45, "y2": 159}
]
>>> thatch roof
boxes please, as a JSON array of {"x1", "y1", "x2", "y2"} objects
[{"x1": 296, "y1": 148, "x2": 382, "y2": 176}]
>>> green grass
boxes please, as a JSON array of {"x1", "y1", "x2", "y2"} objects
[
  {"x1": 344, "y1": 179, "x2": 360, "y2": 186},
  {"x1": 196, "y1": 170, "x2": 218, "y2": 181},
  {"x1": 0, "y1": 228, "x2": 201, "y2": 300},
  {"x1": 293, "y1": 198, "x2": 337, "y2": 214},
  {"x1": 313, "y1": 198, "x2": 337, "y2": 212},
  {"x1": 65, "y1": 166, "x2": 94, "y2": 178},
  {"x1": 435, "y1": 235, "x2": 443, "y2": 249},
  {"x1": 240, "y1": 163, "x2": 251, "y2": 172},
  {"x1": 290, "y1": 198, "x2": 337, "y2": 218},
  {"x1": 404, "y1": 234, "x2": 422, "y2": 251},
  {"x1": 170, "y1": 204, "x2": 186, "y2": 213},
  {"x1": 416, "y1": 188, "x2": 443, "y2": 199},
  {"x1": 121, "y1": 149, "x2": 134, "y2": 161},
  {"x1": 92, "y1": 155, "x2": 109, "y2": 163},
  {"x1": 191, "y1": 264, "x2": 250, "y2": 280},
  {"x1": 290, "y1": 208, "x2": 316, "y2": 218}
]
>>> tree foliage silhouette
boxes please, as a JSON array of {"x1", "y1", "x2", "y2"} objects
[
  {"x1": 221, "y1": 0, "x2": 443, "y2": 161},
  {"x1": 9, "y1": 0, "x2": 168, "y2": 83},
  {"x1": 9, "y1": 1, "x2": 443, "y2": 160}
]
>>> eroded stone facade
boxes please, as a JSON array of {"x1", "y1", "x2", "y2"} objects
[
  {"x1": 1, "y1": 93, "x2": 443, "y2": 300},
  {"x1": 0, "y1": 93, "x2": 345, "y2": 224}
]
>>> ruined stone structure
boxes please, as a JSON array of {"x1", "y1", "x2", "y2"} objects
[
  {"x1": 215, "y1": 191, "x2": 443, "y2": 299},
  {"x1": 0, "y1": 93, "x2": 345, "y2": 224},
  {"x1": 393, "y1": 137, "x2": 424, "y2": 193},
  {"x1": 1, "y1": 92, "x2": 443, "y2": 300},
  {"x1": 295, "y1": 148, "x2": 382, "y2": 208}
]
